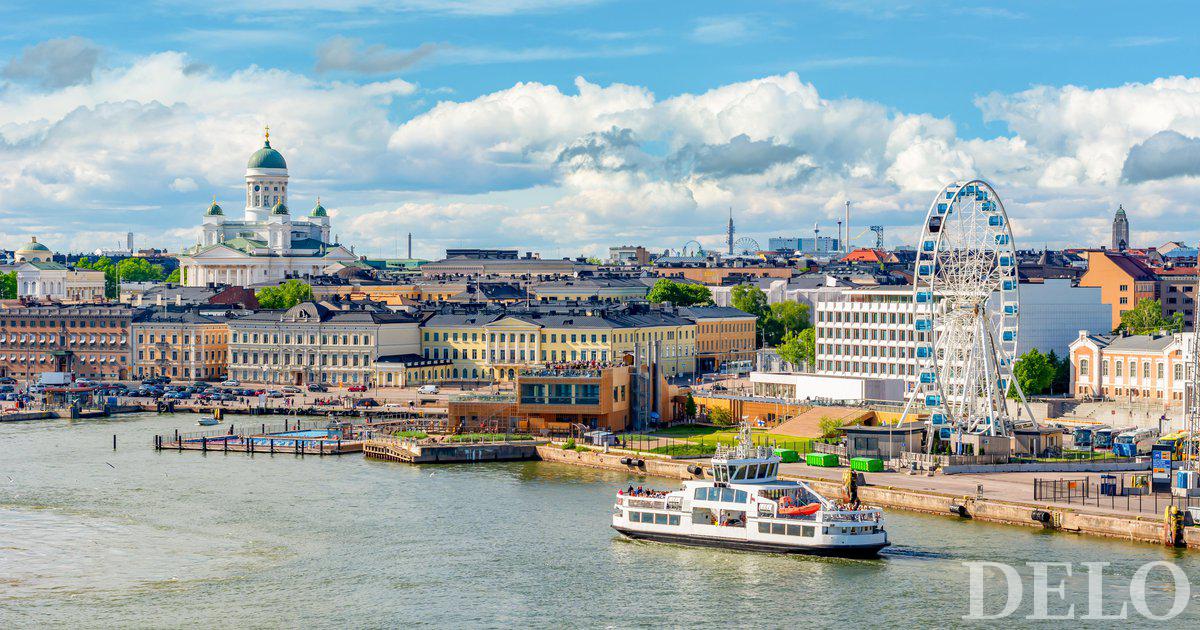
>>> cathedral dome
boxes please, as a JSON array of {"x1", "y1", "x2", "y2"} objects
[
  {"x1": 271, "y1": 201, "x2": 289, "y2": 215},
  {"x1": 15, "y1": 236, "x2": 53, "y2": 262},
  {"x1": 310, "y1": 198, "x2": 327, "y2": 217},
  {"x1": 248, "y1": 127, "x2": 287, "y2": 170},
  {"x1": 205, "y1": 200, "x2": 224, "y2": 216}
]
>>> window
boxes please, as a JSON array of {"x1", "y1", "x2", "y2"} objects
[
  {"x1": 771, "y1": 523, "x2": 786, "y2": 535},
  {"x1": 1079, "y1": 358, "x2": 1089, "y2": 377},
  {"x1": 758, "y1": 522, "x2": 770, "y2": 534},
  {"x1": 654, "y1": 513, "x2": 668, "y2": 525},
  {"x1": 1116, "y1": 361, "x2": 1122, "y2": 377},
  {"x1": 694, "y1": 488, "x2": 706, "y2": 500},
  {"x1": 1119, "y1": 297, "x2": 1128, "y2": 305},
  {"x1": 668, "y1": 515, "x2": 680, "y2": 526},
  {"x1": 1102, "y1": 361, "x2": 1108, "y2": 376}
]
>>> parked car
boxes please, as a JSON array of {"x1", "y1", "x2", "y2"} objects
[
  {"x1": 355, "y1": 397, "x2": 379, "y2": 407},
  {"x1": 347, "y1": 385, "x2": 367, "y2": 392},
  {"x1": 0, "y1": 377, "x2": 17, "y2": 384},
  {"x1": 416, "y1": 384, "x2": 440, "y2": 395},
  {"x1": 266, "y1": 390, "x2": 284, "y2": 398},
  {"x1": 306, "y1": 383, "x2": 328, "y2": 393},
  {"x1": 281, "y1": 386, "x2": 301, "y2": 393},
  {"x1": 221, "y1": 380, "x2": 240, "y2": 387}
]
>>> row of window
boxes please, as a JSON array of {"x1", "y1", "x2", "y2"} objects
[
  {"x1": 628, "y1": 512, "x2": 681, "y2": 526},
  {"x1": 232, "y1": 331, "x2": 373, "y2": 346},
  {"x1": 817, "y1": 310, "x2": 918, "y2": 324},
  {"x1": 232, "y1": 352, "x2": 372, "y2": 367},
  {"x1": 138, "y1": 333, "x2": 224, "y2": 345},
  {"x1": 817, "y1": 360, "x2": 916, "y2": 376},
  {"x1": 757, "y1": 522, "x2": 816, "y2": 537},
  {"x1": 1079, "y1": 358, "x2": 1185, "y2": 381},
  {"x1": 0, "y1": 334, "x2": 126, "y2": 345},
  {"x1": 818, "y1": 343, "x2": 915, "y2": 358},
  {"x1": 693, "y1": 487, "x2": 751, "y2": 503},
  {"x1": 819, "y1": 327, "x2": 927, "y2": 343},
  {"x1": 0, "y1": 319, "x2": 123, "y2": 328}
]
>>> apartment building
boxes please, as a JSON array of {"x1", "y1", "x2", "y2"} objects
[
  {"x1": 814, "y1": 287, "x2": 931, "y2": 389},
  {"x1": 0, "y1": 303, "x2": 145, "y2": 380},
  {"x1": 1155, "y1": 267, "x2": 1197, "y2": 329},
  {"x1": 1069, "y1": 330, "x2": 1187, "y2": 405},
  {"x1": 419, "y1": 303, "x2": 697, "y2": 382},
  {"x1": 678, "y1": 305, "x2": 758, "y2": 373},
  {"x1": 1078, "y1": 250, "x2": 1158, "y2": 330},
  {"x1": 132, "y1": 308, "x2": 240, "y2": 381},
  {"x1": 227, "y1": 301, "x2": 420, "y2": 386}
]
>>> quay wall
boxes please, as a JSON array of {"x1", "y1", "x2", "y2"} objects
[
  {"x1": 415, "y1": 443, "x2": 540, "y2": 463},
  {"x1": 532, "y1": 444, "x2": 1183, "y2": 548},
  {"x1": 943, "y1": 460, "x2": 1150, "y2": 475}
]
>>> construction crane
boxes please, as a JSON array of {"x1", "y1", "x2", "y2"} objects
[{"x1": 852, "y1": 225, "x2": 885, "y2": 249}]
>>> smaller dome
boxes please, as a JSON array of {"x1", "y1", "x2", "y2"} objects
[
  {"x1": 310, "y1": 198, "x2": 327, "y2": 217},
  {"x1": 205, "y1": 200, "x2": 224, "y2": 216},
  {"x1": 17, "y1": 237, "x2": 50, "y2": 253},
  {"x1": 271, "y1": 201, "x2": 289, "y2": 215}
]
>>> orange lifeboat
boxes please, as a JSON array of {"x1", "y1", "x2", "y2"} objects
[{"x1": 779, "y1": 503, "x2": 821, "y2": 516}]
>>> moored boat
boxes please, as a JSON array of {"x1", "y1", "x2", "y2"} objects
[{"x1": 612, "y1": 426, "x2": 889, "y2": 557}]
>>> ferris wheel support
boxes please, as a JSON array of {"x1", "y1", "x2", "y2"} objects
[{"x1": 898, "y1": 180, "x2": 1036, "y2": 448}]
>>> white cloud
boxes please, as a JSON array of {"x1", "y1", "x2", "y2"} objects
[{"x1": 7, "y1": 44, "x2": 1200, "y2": 256}]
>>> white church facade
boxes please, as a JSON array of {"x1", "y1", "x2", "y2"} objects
[
  {"x1": 14, "y1": 237, "x2": 106, "y2": 302},
  {"x1": 177, "y1": 130, "x2": 357, "y2": 287}
]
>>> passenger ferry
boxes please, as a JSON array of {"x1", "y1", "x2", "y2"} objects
[{"x1": 612, "y1": 427, "x2": 889, "y2": 557}]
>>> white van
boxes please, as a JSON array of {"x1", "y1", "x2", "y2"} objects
[{"x1": 416, "y1": 384, "x2": 440, "y2": 395}]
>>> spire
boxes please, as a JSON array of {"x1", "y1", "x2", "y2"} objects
[{"x1": 264, "y1": 123, "x2": 271, "y2": 147}]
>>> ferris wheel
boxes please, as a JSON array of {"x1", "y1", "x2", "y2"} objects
[{"x1": 899, "y1": 180, "x2": 1035, "y2": 440}]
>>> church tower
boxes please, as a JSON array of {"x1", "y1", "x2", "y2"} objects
[
  {"x1": 1111, "y1": 205, "x2": 1129, "y2": 251},
  {"x1": 244, "y1": 126, "x2": 288, "y2": 222}
]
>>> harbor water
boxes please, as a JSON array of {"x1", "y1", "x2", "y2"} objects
[{"x1": 1, "y1": 412, "x2": 1197, "y2": 628}]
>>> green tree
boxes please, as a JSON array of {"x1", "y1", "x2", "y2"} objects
[
  {"x1": 684, "y1": 392, "x2": 697, "y2": 419},
  {"x1": 255, "y1": 279, "x2": 314, "y2": 310},
  {"x1": 0, "y1": 271, "x2": 15, "y2": 299},
  {"x1": 1119, "y1": 298, "x2": 1183, "y2": 334},
  {"x1": 776, "y1": 328, "x2": 817, "y2": 369},
  {"x1": 707, "y1": 405, "x2": 733, "y2": 426},
  {"x1": 584, "y1": 256, "x2": 603, "y2": 265},
  {"x1": 769, "y1": 301, "x2": 810, "y2": 335},
  {"x1": 1046, "y1": 350, "x2": 1070, "y2": 395},
  {"x1": 114, "y1": 258, "x2": 165, "y2": 282},
  {"x1": 1011, "y1": 348, "x2": 1055, "y2": 399},
  {"x1": 646, "y1": 278, "x2": 713, "y2": 306},
  {"x1": 731, "y1": 284, "x2": 771, "y2": 345},
  {"x1": 818, "y1": 416, "x2": 843, "y2": 439},
  {"x1": 165, "y1": 268, "x2": 181, "y2": 283},
  {"x1": 795, "y1": 327, "x2": 816, "y2": 367}
]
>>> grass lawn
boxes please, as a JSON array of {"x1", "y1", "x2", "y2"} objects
[
  {"x1": 393, "y1": 430, "x2": 428, "y2": 439},
  {"x1": 648, "y1": 424, "x2": 828, "y2": 453},
  {"x1": 649, "y1": 443, "x2": 716, "y2": 457}
]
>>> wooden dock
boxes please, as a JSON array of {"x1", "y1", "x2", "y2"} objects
[
  {"x1": 154, "y1": 418, "x2": 369, "y2": 456},
  {"x1": 363, "y1": 436, "x2": 543, "y2": 464}
]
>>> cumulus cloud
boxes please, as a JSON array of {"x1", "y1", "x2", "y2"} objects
[
  {"x1": 2, "y1": 37, "x2": 102, "y2": 89},
  {"x1": 1120, "y1": 130, "x2": 1200, "y2": 183},
  {"x1": 315, "y1": 36, "x2": 438, "y2": 75}
]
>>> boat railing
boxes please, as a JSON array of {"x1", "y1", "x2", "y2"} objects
[{"x1": 818, "y1": 508, "x2": 883, "y2": 523}]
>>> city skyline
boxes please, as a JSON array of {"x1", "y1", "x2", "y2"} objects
[{"x1": 1, "y1": 1, "x2": 1199, "y2": 257}]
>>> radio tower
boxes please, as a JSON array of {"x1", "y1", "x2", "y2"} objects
[{"x1": 727, "y1": 207, "x2": 735, "y2": 255}]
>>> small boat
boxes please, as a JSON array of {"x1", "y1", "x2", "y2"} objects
[
  {"x1": 198, "y1": 410, "x2": 222, "y2": 426},
  {"x1": 612, "y1": 425, "x2": 889, "y2": 557}
]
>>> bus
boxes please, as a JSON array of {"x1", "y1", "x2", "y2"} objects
[
  {"x1": 1073, "y1": 425, "x2": 1107, "y2": 449},
  {"x1": 1113, "y1": 428, "x2": 1159, "y2": 457},
  {"x1": 1094, "y1": 426, "x2": 1134, "y2": 450}
]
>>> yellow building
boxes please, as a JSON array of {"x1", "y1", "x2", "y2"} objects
[
  {"x1": 132, "y1": 309, "x2": 233, "y2": 381},
  {"x1": 679, "y1": 305, "x2": 757, "y2": 373},
  {"x1": 419, "y1": 305, "x2": 697, "y2": 383}
]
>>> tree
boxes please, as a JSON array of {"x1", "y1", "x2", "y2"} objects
[
  {"x1": 165, "y1": 268, "x2": 181, "y2": 283},
  {"x1": 584, "y1": 256, "x2": 603, "y2": 265},
  {"x1": 684, "y1": 392, "x2": 697, "y2": 419},
  {"x1": 114, "y1": 258, "x2": 165, "y2": 283},
  {"x1": 1011, "y1": 348, "x2": 1055, "y2": 398},
  {"x1": 646, "y1": 278, "x2": 712, "y2": 306},
  {"x1": 818, "y1": 416, "x2": 843, "y2": 439},
  {"x1": 731, "y1": 284, "x2": 771, "y2": 345},
  {"x1": 0, "y1": 271, "x2": 15, "y2": 299},
  {"x1": 1046, "y1": 350, "x2": 1070, "y2": 395},
  {"x1": 1119, "y1": 298, "x2": 1183, "y2": 334},
  {"x1": 256, "y1": 279, "x2": 313, "y2": 310},
  {"x1": 775, "y1": 328, "x2": 817, "y2": 370},
  {"x1": 707, "y1": 405, "x2": 733, "y2": 426},
  {"x1": 769, "y1": 301, "x2": 810, "y2": 337}
]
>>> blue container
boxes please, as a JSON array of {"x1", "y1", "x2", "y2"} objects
[
  {"x1": 936, "y1": 203, "x2": 948, "y2": 214},
  {"x1": 918, "y1": 264, "x2": 933, "y2": 276},
  {"x1": 1002, "y1": 330, "x2": 1015, "y2": 342},
  {"x1": 915, "y1": 319, "x2": 932, "y2": 331},
  {"x1": 923, "y1": 240, "x2": 936, "y2": 251},
  {"x1": 1002, "y1": 280, "x2": 1016, "y2": 291},
  {"x1": 931, "y1": 413, "x2": 947, "y2": 425},
  {"x1": 925, "y1": 395, "x2": 942, "y2": 406},
  {"x1": 1004, "y1": 304, "x2": 1018, "y2": 315},
  {"x1": 999, "y1": 256, "x2": 1013, "y2": 266},
  {"x1": 988, "y1": 215, "x2": 1004, "y2": 226},
  {"x1": 995, "y1": 234, "x2": 1010, "y2": 245},
  {"x1": 919, "y1": 372, "x2": 936, "y2": 384},
  {"x1": 916, "y1": 291, "x2": 933, "y2": 303},
  {"x1": 916, "y1": 346, "x2": 932, "y2": 358}
]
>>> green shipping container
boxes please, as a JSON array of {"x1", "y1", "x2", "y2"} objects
[
  {"x1": 773, "y1": 448, "x2": 800, "y2": 463},
  {"x1": 850, "y1": 457, "x2": 884, "y2": 472},
  {"x1": 806, "y1": 452, "x2": 839, "y2": 467}
]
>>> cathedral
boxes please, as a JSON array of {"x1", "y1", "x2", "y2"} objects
[{"x1": 176, "y1": 129, "x2": 357, "y2": 287}]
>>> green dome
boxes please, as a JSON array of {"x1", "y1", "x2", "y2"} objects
[
  {"x1": 18, "y1": 237, "x2": 50, "y2": 253},
  {"x1": 205, "y1": 200, "x2": 224, "y2": 216},
  {"x1": 310, "y1": 199, "x2": 327, "y2": 217},
  {"x1": 248, "y1": 139, "x2": 287, "y2": 170},
  {"x1": 271, "y1": 201, "x2": 289, "y2": 215}
]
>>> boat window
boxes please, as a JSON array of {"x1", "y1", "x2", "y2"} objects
[
  {"x1": 629, "y1": 512, "x2": 640, "y2": 522},
  {"x1": 720, "y1": 488, "x2": 735, "y2": 503},
  {"x1": 669, "y1": 515, "x2": 680, "y2": 526},
  {"x1": 692, "y1": 507, "x2": 716, "y2": 525},
  {"x1": 654, "y1": 513, "x2": 668, "y2": 525},
  {"x1": 707, "y1": 487, "x2": 721, "y2": 501},
  {"x1": 734, "y1": 490, "x2": 748, "y2": 503},
  {"x1": 803, "y1": 526, "x2": 815, "y2": 537},
  {"x1": 786, "y1": 524, "x2": 802, "y2": 536},
  {"x1": 771, "y1": 523, "x2": 786, "y2": 535},
  {"x1": 753, "y1": 464, "x2": 764, "y2": 478},
  {"x1": 732, "y1": 466, "x2": 746, "y2": 480},
  {"x1": 769, "y1": 463, "x2": 777, "y2": 477},
  {"x1": 694, "y1": 487, "x2": 706, "y2": 500},
  {"x1": 758, "y1": 522, "x2": 771, "y2": 534}
]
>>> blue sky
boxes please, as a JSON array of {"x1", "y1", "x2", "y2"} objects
[{"x1": 1, "y1": 1, "x2": 1199, "y2": 257}]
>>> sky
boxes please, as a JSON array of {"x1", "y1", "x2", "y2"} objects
[{"x1": 1, "y1": 0, "x2": 1199, "y2": 259}]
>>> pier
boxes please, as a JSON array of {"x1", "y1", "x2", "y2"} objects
[
  {"x1": 364, "y1": 435, "x2": 544, "y2": 463},
  {"x1": 154, "y1": 418, "x2": 368, "y2": 456}
]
